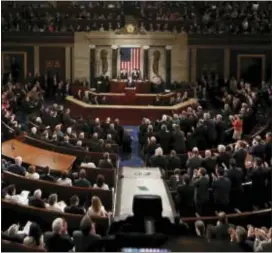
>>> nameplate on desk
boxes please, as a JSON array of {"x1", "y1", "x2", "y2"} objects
[{"x1": 125, "y1": 87, "x2": 136, "y2": 91}]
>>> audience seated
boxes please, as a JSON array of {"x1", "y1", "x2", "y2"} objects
[
  {"x1": 93, "y1": 174, "x2": 110, "y2": 190},
  {"x1": 73, "y1": 169, "x2": 91, "y2": 188},
  {"x1": 43, "y1": 218, "x2": 74, "y2": 252},
  {"x1": 57, "y1": 171, "x2": 72, "y2": 186},
  {"x1": 87, "y1": 196, "x2": 108, "y2": 217},
  {"x1": 25, "y1": 165, "x2": 40, "y2": 180},
  {"x1": 137, "y1": 1, "x2": 272, "y2": 34},
  {"x1": 64, "y1": 195, "x2": 85, "y2": 215},
  {"x1": 28, "y1": 189, "x2": 46, "y2": 209},
  {"x1": 72, "y1": 215, "x2": 101, "y2": 252}
]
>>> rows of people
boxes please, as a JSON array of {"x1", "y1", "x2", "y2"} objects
[
  {"x1": 2, "y1": 183, "x2": 109, "y2": 217},
  {"x1": 2, "y1": 1, "x2": 124, "y2": 32},
  {"x1": 2, "y1": 80, "x2": 132, "y2": 154},
  {"x1": 3, "y1": 156, "x2": 112, "y2": 189},
  {"x1": 137, "y1": 1, "x2": 272, "y2": 34}
]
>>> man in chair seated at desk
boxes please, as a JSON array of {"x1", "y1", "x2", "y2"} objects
[
  {"x1": 127, "y1": 76, "x2": 136, "y2": 88},
  {"x1": 120, "y1": 69, "x2": 128, "y2": 80}
]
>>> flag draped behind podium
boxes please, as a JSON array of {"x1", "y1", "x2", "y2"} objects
[{"x1": 120, "y1": 47, "x2": 141, "y2": 74}]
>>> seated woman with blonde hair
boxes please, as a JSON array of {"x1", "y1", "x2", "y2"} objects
[
  {"x1": 87, "y1": 196, "x2": 108, "y2": 217},
  {"x1": 25, "y1": 165, "x2": 40, "y2": 180}
]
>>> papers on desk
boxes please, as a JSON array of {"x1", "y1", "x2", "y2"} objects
[
  {"x1": 164, "y1": 89, "x2": 171, "y2": 93},
  {"x1": 18, "y1": 221, "x2": 32, "y2": 235},
  {"x1": 81, "y1": 162, "x2": 96, "y2": 168}
]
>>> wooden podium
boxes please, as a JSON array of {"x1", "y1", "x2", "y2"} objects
[
  {"x1": 124, "y1": 87, "x2": 136, "y2": 104},
  {"x1": 110, "y1": 80, "x2": 150, "y2": 93}
]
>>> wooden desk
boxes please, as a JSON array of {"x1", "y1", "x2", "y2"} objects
[
  {"x1": 110, "y1": 80, "x2": 150, "y2": 93},
  {"x1": 2, "y1": 139, "x2": 76, "y2": 172},
  {"x1": 66, "y1": 96, "x2": 198, "y2": 125}
]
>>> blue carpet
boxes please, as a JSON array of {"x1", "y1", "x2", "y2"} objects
[{"x1": 119, "y1": 126, "x2": 144, "y2": 167}]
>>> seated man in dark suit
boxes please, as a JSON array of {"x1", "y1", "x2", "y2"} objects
[
  {"x1": 7, "y1": 156, "x2": 26, "y2": 176},
  {"x1": 73, "y1": 169, "x2": 91, "y2": 188},
  {"x1": 98, "y1": 152, "x2": 114, "y2": 168},
  {"x1": 28, "y1": 189, "x2": 46, "y2": 209},
  {"x1": 39, "y1": 166, "x2": 56, "y2": 182},
  {"x1": 73, "y1": 215, "x2": 101, "y2": 252},
  {"x1": 44, "y1": 218, "x2": 74, "y2": 252},
  {"x1": 64, "y1": 195, "x2": 85, "y2": 215},
  {"x1": 61, "y1": 135, "x2": 74, "y2": 148}
]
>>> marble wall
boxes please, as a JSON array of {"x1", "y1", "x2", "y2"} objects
[{"x1": 74, "y1": 32, "x2": 189, "y2": 83}]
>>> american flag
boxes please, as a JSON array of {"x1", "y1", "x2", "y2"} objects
[{"x1": 120, "y1": 47, "x2": 141, "y2": 74}]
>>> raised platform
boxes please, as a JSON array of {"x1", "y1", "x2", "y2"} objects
[
  {"x1": 110, "y1": 80, "x2": 150, "y2": 93},
  {"x1": 89, "y1": 90, "x2": 176, "y2": 105},
  {"x1": 66, "y1": 96, "x2": 197, "y2": 125}
]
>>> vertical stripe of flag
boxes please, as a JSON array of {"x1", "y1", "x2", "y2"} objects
[{"x1": 120, "y1": 48, "x2": 141, "y2": 75}]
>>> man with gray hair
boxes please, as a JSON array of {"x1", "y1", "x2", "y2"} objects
[
  {"x1": 44, "y1": 218, "x2": 74, "y2": 251},
  {"x1": 28, "y1": 189, "x2": 46, "y2": 208},
  {"x1": 7, "y1": 156, "x2": 26, "y2": 176}
]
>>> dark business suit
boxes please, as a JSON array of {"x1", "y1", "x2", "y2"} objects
[
  {"x1": 167, "y1": 155, "x2": 181, "y2": 171},
  {"x1": 186, "y1": 156, "x2": 203, "y2": 178},
  {"x1": 251, "y1": 144, "x2": 266, "y2": 160},
  {"x1": 202, "y1": 157, "x2": 217, "y2": 176},
  {"x1": 28, "y1": 196, "x2": 46, "y2": 209},
  {"x1": 98, "y1": 159, "x2": 114, "y2": 169},
  {"x1": 156, "y1": 130, "x2": 172, "y2": 154},
  {"x1": 44, "y1": 232, "x2": 74, "y2": 252},
  {"x1": 193, "y1": 175, "x2": 210, "y2": 215},
  {"x1": 232, "y1": 149, "x2": 247, "y2": 169},
  {"x1": 249, "y1": 167, "x2": 269, "y2": 206},
  {"x1": 7, "y1": 164, "x2": 26, "y2": 176},
  {"x1": 64, "y1": 205, "x2": 85, "y2": 215},
  {"x1": 150, "y1": 155, "x2": 167, "y2": 170},
  {"x1": 226, "y1": 167, "x2": 244, "y2": 209},
  {"x1": 172, "y1": 131, "x2": 186, "y2": 154},
  {"x1": 72, "y1": 231, "x2": 101, "y2": 252},
  {"x1": 73, "y1": 178, "x2": 91, "y2": 188},
  {"x1": 176, "y1": 184, "x2": 195, "y2": 217},
  {"x1": 211, "y1": 176, "x2": 231, "y2": 212},
  {"x1": 265, "y1": 140, "x2": 272, "y2": 164},
  {"x1": 39, "y1": 173, "x2": 56, "y2": 182}
]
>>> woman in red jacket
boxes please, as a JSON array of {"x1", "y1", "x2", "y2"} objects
[{"x1": 232, "y1": 115, "x2": 243, "y2": 140}]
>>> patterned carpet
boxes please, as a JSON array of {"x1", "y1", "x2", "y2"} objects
[{"x1": 119, "y1": 126, "x2": 145, "y2": 167}]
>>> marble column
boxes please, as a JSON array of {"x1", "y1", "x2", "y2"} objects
[
  {"x1": 34, "y1": 46, "x2": 39, "y2": 75},
  {"x1": 65, "y1": 46, "x2": 71, "y2": 81},
  {"x1": 191, "y1": 48, "x2": 197, "y2": 82},
  {"x1": 165, "y1": 45, "x2": 172, "y2": 88},
  {"x1": 89, "y1": 45, "x2": 96, "y2": 88},
  {"x1": 143, "y1": 46, "x2": 150, "y2": 80},
  {"x1": 111, "y1": 45, "x2": 118, "y2": 79},
  {"x1": 224, "y1": 48, "x2": 230, "y2": 79}
]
